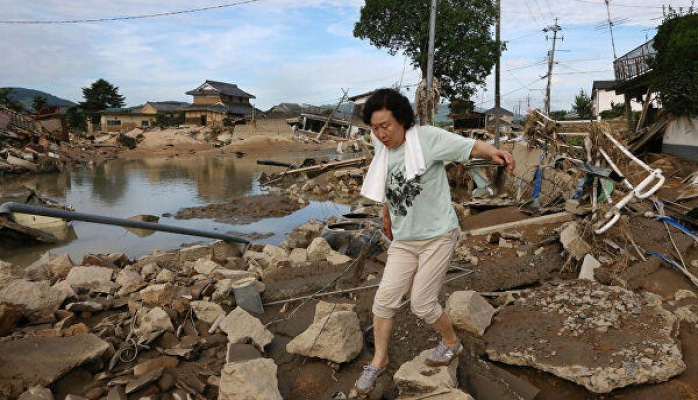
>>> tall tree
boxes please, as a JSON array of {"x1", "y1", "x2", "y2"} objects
[
  {"x1": 571, "y1": 89, "x2": 593, "y2": 119},
  {"x1": 32, "y1": 95, "x2": 48, "y2": 112},
  {"x1": 0, "y1": 87, "x2": 25, "y2": 112},
  {"x1": 354, "y1": 0, "x2": 500, "y2": 102},
  {"x1": 649, "y1": 6, "x2": 698, "y2": 117},
  {"x1": 79, "y1": 78, "x2": 126, "y2": 112}
]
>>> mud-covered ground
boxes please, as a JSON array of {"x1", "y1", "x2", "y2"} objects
[
  {"x1": 8, "y1": 119, "x2": 698, "y2": 399},
  {"x1": 130, "y1": 124, "x2": 698, "y2": 400}
]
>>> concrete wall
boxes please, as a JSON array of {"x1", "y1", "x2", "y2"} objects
[{"x1": 592, "y1": 89, "x2": 643, "y2": 116}]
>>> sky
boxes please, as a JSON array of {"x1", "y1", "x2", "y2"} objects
[{"x1": 1, "y1": 0, "x2": 693, "y2": 113}]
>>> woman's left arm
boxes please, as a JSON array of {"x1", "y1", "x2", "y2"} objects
[{"x1": 470, "y1": 140, "x2": 516, "y2": 173}]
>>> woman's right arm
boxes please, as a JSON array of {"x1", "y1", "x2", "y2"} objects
[{"x1": 382, "y1": 203, "x2": 393, "y2": 241}]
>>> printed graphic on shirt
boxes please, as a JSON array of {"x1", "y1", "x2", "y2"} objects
[{"x1": 386, "y1": 171, "x2": 423, "y2": 216}]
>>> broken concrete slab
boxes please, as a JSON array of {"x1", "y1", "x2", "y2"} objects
[
  {"x1": 286, "y1": 310, "x2": 363, "y2": 363},
  {"x1": 0, "y1": 334, "x2": 109, "y2": 398},
  {"x1": 219, "y1": 358, "x2": 283, "y2": 400},
  {"x1": 579, "y1": 254, "x2": 602, "y2": 281},
  {"x1": 219, "y1": 307, "x2": 273, "y2": 351},
  {"x1": 484, "y1": 280, "x2": 685, "y2": 393},
  {"x1": 559, "y1": 222, "x2": 592, "y2": 261}
]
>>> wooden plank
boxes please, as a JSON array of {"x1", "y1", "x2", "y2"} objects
[
  {"x1": 466, "y1": 212, "x2": 575, "y2": 236},
  {"x1": 276, "y1": 157, "x2": 366, "y2": 175}
]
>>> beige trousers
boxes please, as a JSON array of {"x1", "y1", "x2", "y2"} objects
[{"x1": 372, "y1": 228, "x2": 459, "y2": 325}]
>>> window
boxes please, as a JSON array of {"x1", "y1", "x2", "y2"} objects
[
  {"x1": 141, "y1": 120, "x2": 150, "y2": 127},
  {"x1": 106, "y1": 120, "x2": 121, "y2": 126}
]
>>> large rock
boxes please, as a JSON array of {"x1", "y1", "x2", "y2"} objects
[
  {"x1": 219, "y1": 307, "x2": 273, "y2": 351},
  {"x1": 445, "y1": 291, "x2": 496, "y2": 337},
  {"x1": 393, "y1": 349, "x2": 459, "y2": 396},
  {"x1": 0, "y1": 334, "x2": 109, "y2": 398},
  {"x1": 484, "y1": 280, "x2": 685, "y2": 393},
  {"x1": 219, "y1": 358, "x2": 282, "y2": 400},
  {"x1": 306, "y1": 237, "x2": 333, "y2": 262},
  {"x1": 115, "y1": 269, "x2": 145, "y2": 296},
  {"x1": 139, "y1": 283, "x2": 173, "y2": 307},
  {"x1": 193, "y1": 259, "x2": 221, "y2": 276},
  {"x1": 65, "y1": 266, "x2": 114, "y2": 289},
  {"x1": 0, "y1": 279, "x2": 68, "y2": 324},
  {"x1": 190, "y1": 300, "x2": 225, "y2": 324},
  {"x1": 262, "y1": 244, "x2": 288, "y2": 262},
  {"x1": 134, "y1": 307, "x2": 174, "y2": 337},
  {"x1": 46, "y1": 253, "x2": 76, "y2": 279},
  {"x1": 286, "y1": 310, "x2": 363, "y2": 363}
]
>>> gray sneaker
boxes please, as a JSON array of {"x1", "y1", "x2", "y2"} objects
[
  {"x1": 355, "y1": 364, "x2": 386, "y2": 395},
  {"x1": 425, "y1": 340, "x2": 463, "y2": 367}
]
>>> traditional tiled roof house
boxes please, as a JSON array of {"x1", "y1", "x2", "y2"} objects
[{"x1": 182, "y1": 80, "x2": 259, "y2": 127}]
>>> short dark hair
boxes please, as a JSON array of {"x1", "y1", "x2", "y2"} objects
[{"x1": 362, "y1": 88, "x2": 415, "y2": 130}]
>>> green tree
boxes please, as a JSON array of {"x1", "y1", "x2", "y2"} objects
[
  {"x1": 353, "y1": 0, "x2": 500, "y2": 102},
  {"x1": 32, "y1": 95, "x2": 48, "y2": 112},
  {"x1": 0, "y1": 87, "x2": 25, "y2": 112},
  {"x1": 79, "y1": 78, "x2": 126, "y2": 123},
  {"x1": 571, "y1": 89, "x2": 593, "y2": 119},
  {"x1": 65, "y1": 105, "x2": 87, "y2": 131},
  {"x1": 649, "y1": 6, "x2": 698, "y2": 117}
]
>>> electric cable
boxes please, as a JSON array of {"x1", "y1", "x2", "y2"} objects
[{"x1": 0, "y1": 0, "x2": 263, "y2": 24}]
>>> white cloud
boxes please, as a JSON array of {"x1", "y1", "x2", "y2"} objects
[{"x1": 0, "y1": 0, "x2": 692, "y2": 111}]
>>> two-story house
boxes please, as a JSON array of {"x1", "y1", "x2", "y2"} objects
[{"x1": 182, "y1": 80, "x2": 259, "y2": 127}]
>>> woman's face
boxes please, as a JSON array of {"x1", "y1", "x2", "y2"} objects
[{"x1": 370, "y1": 108, "x2": 406, "y2": 149}]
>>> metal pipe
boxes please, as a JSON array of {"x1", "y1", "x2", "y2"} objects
[{"x1": 0, "y1": 202, "x2": 250, "y2": 244}]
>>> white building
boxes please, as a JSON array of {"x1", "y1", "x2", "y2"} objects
[{"x1": 591, "y1": 80, "x2": 643, "y2": 117}]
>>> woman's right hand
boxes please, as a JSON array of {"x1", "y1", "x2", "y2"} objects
[{"x1": 382, "y1": 204, "x2": 393, "y2": 241}]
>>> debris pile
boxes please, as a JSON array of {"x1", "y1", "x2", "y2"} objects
[{"x1": 2, "y1": 109, "x2": 698, "y2": 398}]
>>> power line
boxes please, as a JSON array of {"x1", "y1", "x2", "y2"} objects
[
  {"x1": 0, "y1": 0, "x2": 262, "y2": 24},
  {"x1": 569, "y1": 0, "x2": 692, "y2": 8}
]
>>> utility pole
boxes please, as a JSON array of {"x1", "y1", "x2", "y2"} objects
[
  {"x1": 494, "y1": 0, "x2": 501, "y2": 148},
  {"x1": 605, "y1": 0, "x2": 618, "y2": 59},
  {"x1": 425, "y1": 0, "x2": 437, "y2": 125},
  {"x1": 543, "y1": 19, "x2": 562, "y2": 115},
  {"x1": 317, "y1": 88, "x2": 348, "y2": 140}
]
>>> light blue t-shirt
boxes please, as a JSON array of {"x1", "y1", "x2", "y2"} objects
[{"x1": 385, "y1": 125, "x2": 475, "y2": 241}]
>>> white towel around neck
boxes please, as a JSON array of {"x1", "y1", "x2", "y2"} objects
[{"x1": 360, "y1": 126, "x2": 426, "y2": 202}]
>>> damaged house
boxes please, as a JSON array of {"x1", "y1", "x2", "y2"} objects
[
  {"x1": 181, "y1": 80, "x2": 261, "y2": 127},
  {"x1": 613, "y1": 32, "x2": 698, "y2": 160}
]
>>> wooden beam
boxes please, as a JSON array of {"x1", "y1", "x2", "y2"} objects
[{"x1": 466, "y1": 212, "x2": 575, "y2": 236}]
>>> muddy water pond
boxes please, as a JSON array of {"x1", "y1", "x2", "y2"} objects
[{"x1": 1, "y1": 150, "x2": 352, "y2": 267}]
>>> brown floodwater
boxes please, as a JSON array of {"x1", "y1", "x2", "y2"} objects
[{"x1": 0, "y1": 150, "x2": 351, "y2": 267}]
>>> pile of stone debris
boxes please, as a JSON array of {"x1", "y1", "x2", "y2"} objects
[
  {"x1": 0, "y1": 105, "x2": 119, "y2": 176},
  {"x1": 2, "y1": 110, "x2": 698, "y2": 400}
]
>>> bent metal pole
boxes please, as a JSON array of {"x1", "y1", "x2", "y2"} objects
[{"x1": 0, "y1": 202, "x2": 250, "y2": 245}]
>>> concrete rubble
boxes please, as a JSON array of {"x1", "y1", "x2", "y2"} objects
[
  {"x1": 1, "y1": 110, "x2": 698, "y2": 399},
  {"x1": 484, "y1": 280, "x2": 685, "y2": 393}
]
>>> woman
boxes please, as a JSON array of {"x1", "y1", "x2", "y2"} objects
[{"x1": 355, "y1": 88, "x2": 515, "y2": 395}]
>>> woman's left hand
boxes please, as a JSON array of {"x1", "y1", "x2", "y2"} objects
[{"x1": 472, "y1": 140, "x2": 516, "y2": 173}]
